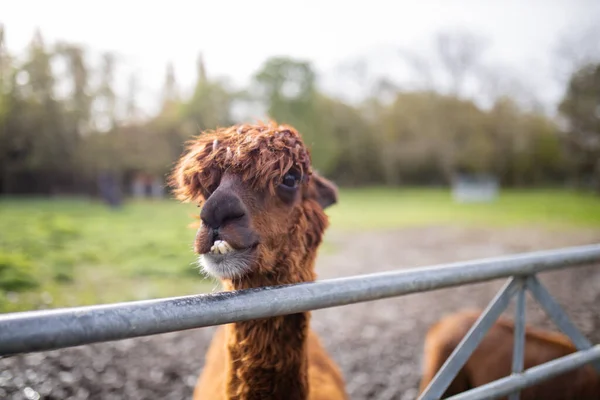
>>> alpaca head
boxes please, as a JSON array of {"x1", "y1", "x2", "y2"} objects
[{"x1": 170, "y1": 121, "x2": 338, "y2": 283}]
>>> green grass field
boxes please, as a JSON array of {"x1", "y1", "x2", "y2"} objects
[
  {"x1": 1, "y1": 188, "x2": 599, "y2": 313},
  {"x1": 327, "y1": 188, "x2": 600, "y2": 230}
]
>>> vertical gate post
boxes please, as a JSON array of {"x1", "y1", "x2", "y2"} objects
[
  {"x1": 418, "y1": 277, "x2": 523, "y2": 400},
  {"x1": 508, "y1": 277, "x2": 527, "y2": 400}
]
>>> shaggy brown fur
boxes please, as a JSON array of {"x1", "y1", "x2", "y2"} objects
[
  {"x1": 172, "y1": 122, "x2": 312, "y2": 205},
  {"x1": 418, "y1": 309, "x2": 600, "y2": 400},
  {"x1": 170, "y1": 121, "x2": 347, "y2": 400}
]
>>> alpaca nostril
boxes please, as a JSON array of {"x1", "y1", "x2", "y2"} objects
[
  {"x1": 202, "y1": 213, "x2": 245, "y2": 231},
  {"x1": 216, "y1": 213, "x2": 246, "y2": 232}
]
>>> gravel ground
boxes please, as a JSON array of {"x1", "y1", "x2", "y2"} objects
[{"x1": 1, "y1": 225, "x2": 599, "y2": 400}]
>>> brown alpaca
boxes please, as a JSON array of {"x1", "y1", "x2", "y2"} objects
[
  {"x1": 170, "y1": 121, "x2": 348, "y2": 400},
  {"x1": 418, "y1": 309, "x2": 600, "y2": 400}
]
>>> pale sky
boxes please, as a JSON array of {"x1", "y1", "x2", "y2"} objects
[{"x1": 2, "y1": 0, "x2": 600, "y2": 115}]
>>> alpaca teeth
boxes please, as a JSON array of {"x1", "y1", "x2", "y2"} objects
[
  {"x1": 210, "y1": 240, "x2": 233, "y2": 255},
  {"x1": 218, "y1": 241, "x2": 231, "y2": 254}
]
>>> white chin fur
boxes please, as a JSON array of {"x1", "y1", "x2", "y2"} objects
[{"x1": 199, "y1": 250, "x2": 254, "y2": 280}]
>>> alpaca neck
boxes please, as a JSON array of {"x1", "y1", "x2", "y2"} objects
[
  {"x1": 224, "y1": 312, "x2": 311, "y2": 400},
  {"x1": 222, "y1": 251, "x2": 318, "y2": 400}
]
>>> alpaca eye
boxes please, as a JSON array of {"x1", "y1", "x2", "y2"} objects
[{"x1": 281, "y1": 172, "x2": 299, "y2": 189}]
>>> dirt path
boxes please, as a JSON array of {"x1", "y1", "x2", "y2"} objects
[{"x1": 1, "y1": 225, "x2": 599, "y2": 400}]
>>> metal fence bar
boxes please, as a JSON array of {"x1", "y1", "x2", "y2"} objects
[
  {"x1": 0, "y1": 244, "x2": 599, "y2": 357},
  {"x1": 508, "y1": 278, "x2": 527, "y2": 400},
  {"x1": 526, "y1": 275, "x2": 600, "y2": 372},
  {"x1": 418, "y1": 278, "x2": 522, "y2": 400},
  {"x1": 445, "y1": 344, "x2": 600, "y2": 400}
]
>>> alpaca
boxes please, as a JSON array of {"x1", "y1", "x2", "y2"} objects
[
  {"x1": 418, "y1": 309, "x2": 600, "y2": 400},
  {"x1": 170, "y1": 121, "x2": 348, "y2": 400}
]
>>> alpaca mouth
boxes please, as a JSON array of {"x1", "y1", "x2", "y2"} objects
[
  {"x1": 209, "y1": 240, "x2": 235, "y2": 255},
  {"x1": 199, "y1": 240, "x2": 257, "y2": 279}
]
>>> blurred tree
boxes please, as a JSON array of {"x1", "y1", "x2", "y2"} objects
[
  {"x1": 161, "y1": 62, "x2": 179, "y2": 107},
  {"x1": 377, "y1": 91, "x2": 491, "y2": 184},
  {"x1": 55, "y1": 43, "x2": 93, "y2": 192},
  {"x1": 553, "y1": 24, "x2": 600, "y2": 90},
  {"x1": 486, "y1": 97, "x2": 525, "y2": 184},
  {"x1": 0, "y1": 24, "x2": 12, "y2": 193},
  {"x1": 94, "y1": 52, "x2": 117, "y2": 132},
  {"x1": 183, "y1": 54, "x2": 233, "y2": 130},
  {"x1": 2, "y1": 29, "x2": 74, "y2": 193},
  {"x1": 78, "y1": 51, "x2": 119, "y2": 193},
  {"x1": 434, "y1": 29, "x2": 488, "y2": 97},
  {"x1": 397, "y1": 48, "x2": 436, "y2": 92},
  {"x1": 125, "y1": 73, "x2": 142, "y2": 123},
  {"x1": 253, "y1": 56, "x2": 340, "y2": 174},
  {"x1": 56, "y1": 43, "x2": 92, "y2": 133},
  {"x1": 0, "y1": 24, "x2": 8, "y2": 118},
  {"x1": 154, "y1": 62, "x2": 187, "y2": 166},
  {"x1": 319, "y1": 95, "x2": 384, "y2": 185},
  {"x1": 0, "y1": 28, "x2": 582, "y2": 195},
  {"x1": 559, "y1": 63, "x2": 600, "y2": 192},
  {"x1": 525, "y1": 113, "x2": 566, "y2": 185},
  {"x1": 399, "y1": 29, "x2": 489, "y2": 99},
  {"x1": 485, "y1": 97, "x2": 565, "y2": 186}
]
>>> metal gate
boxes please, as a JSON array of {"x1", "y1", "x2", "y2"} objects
[{"x1": 1, "y1": 244, "x2": 600, "y2": 400}]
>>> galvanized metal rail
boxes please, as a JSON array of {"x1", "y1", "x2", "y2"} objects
[{"x1": 1, "y1": 243, "x2": 600, "y2": 400}]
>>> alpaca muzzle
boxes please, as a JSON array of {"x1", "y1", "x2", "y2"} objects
[
  {"x1": 194, "y1": 222, "x2": 260, "y2": 255},
  {"x1": 194, "y1": 218, "x2": 260, "y2": 279}
]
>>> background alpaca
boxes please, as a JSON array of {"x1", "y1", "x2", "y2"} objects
[
  {"x1": 170, "y1": 121, "x2": 347, "y2": 400},
  {"x1": 418, "y1": 309, "x2": 600, "y2": 400}
]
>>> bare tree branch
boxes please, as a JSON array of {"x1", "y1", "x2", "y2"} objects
[{"x1": 435, "y1": 29, "x2": 489, "y2": 97}]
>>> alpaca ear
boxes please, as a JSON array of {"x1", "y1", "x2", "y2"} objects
[{"x1": 311, "y1": 171, "x2": 338, "y2": 209}]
